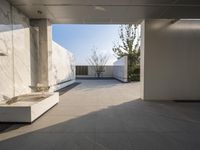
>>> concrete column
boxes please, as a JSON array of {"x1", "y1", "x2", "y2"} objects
[
  {"x1": 30, "y1": 19, "x2": 52, "y2": 92},
  {"x1": 141, "y1": 19, "x2": 200, "y2": 100}
]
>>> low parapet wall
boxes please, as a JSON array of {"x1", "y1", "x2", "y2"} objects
[
  {"x1": 76, "y1": 66, "x2": 113, "y2": 78},
  {"x1": 76, "y1": 56, "x2": 128, "y2": 82},
  {"x1": 113, "y1": 56, "x2": 128, "y2": 82}
]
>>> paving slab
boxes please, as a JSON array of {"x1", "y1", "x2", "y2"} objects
[{"x1": 1, "y1": 79, "x2": 200, "y2": 150}]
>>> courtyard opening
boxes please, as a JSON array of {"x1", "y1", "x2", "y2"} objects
[
  {"x1": 52, "y1": 23, "x2": 142, "y2": 102},
  {"x1": 1, "y1": 0, "x2": 200, "y2": 149}
]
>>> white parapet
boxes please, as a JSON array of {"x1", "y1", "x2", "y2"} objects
[
  {"x1": 0, "y1": 92, "x2": 59, "y2": 123},
  {"x1": 113, "y1": 56, "x2": 128, "y2": 82},
  {"x1": 50, "y1": 41, "x2": 76, "y2": 91}
]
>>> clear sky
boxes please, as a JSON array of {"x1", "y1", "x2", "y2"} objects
[{"x1": 52, "y1": 24, "x2": 120, "y2": 65}]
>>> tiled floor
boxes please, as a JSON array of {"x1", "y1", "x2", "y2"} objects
[{"x1": 1, "y1": 79, "x2": 200, "y2": 150}]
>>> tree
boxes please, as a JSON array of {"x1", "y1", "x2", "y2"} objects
[
  {"x1": 88, "y1": 48, "x2": 109, "y2": 78},
  {"x1": 113, "y1": 24, "x2": 141, "y2": 81}
]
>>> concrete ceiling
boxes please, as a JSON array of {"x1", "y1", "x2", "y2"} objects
[{"x1": 8, "y1": 0, "x2": 200, "y2": 24}]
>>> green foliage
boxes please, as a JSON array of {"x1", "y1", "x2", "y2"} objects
[
  {"x1": 113, "y1": 24, "x2": 141, "y2": 81},
  {"x1": 128, "y1": 64, "x2": 140, "y2": 81}
]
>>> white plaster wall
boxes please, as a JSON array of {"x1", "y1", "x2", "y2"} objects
[
  {"x1": 102, "y1": 66, "x2": 113, "y2": 77},
  {"x1": 88, "y1": 66, "x2": 113, "y2": 78},
  {"x1": 51, "y1": 41, "x2": 75, "y2": 91},
  {"x1": 141, "y1": 19, "x2": 200, "y2": 100},
  {"x1": 0, "y1": 0, "x2": 32, "y2": 101},
  {"x1": 76, "y1": 63, "x2": 128, "y2": 80},
  {"x1": 113, "y1": 56, "x2": 128, "y2": 82}
]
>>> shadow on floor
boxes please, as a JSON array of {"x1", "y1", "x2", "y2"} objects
[
  {"x1": 57, "y1": 82, "x2": 81, "y2": 96},
  {"x1": 0, "y1": 123, "x2": 27, "y2": 134},
  {"x1": 0, "y1": 124, "x2": 14, "y2": 133},
  {"x1": 1, "y1": 99, "x2": 200, "y2": 150}
]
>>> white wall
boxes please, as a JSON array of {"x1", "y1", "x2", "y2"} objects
[
  {"x1": 113, "y1": 56, "x2": 128, "y2": 82},
  {"x1": 0, "y1": 0, "x2": 76, "y2": 101},
  {"x1": 51, "y1": 41, "x2": 75, "y2": 91},
  {"x1": 141, "y1": 19, "x2": 200, "y2": 100},
  {"x1": 0, "y1": 0, "x2": 32, "y2": 100}
]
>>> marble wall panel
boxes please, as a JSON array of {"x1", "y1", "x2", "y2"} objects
[
  {"x1": 0, "y1": 0, "x2": 14, "y2": 100},
  {"x1": 0, "y1": 0, "x2": 76, "y2": 100},
  {"x1": 0, "y1": 0, "x2": 32, "y2": 100},
  {"x1": 51, "y1": 41, "x2": 75, "y2": 91},
  {"x1": 12, "y1": 6, "x2": 31, "y2": 96}
]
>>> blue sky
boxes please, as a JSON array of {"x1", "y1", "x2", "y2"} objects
[{"x1": 52, "y1": 24, "x2": 120, "y2": 65}]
